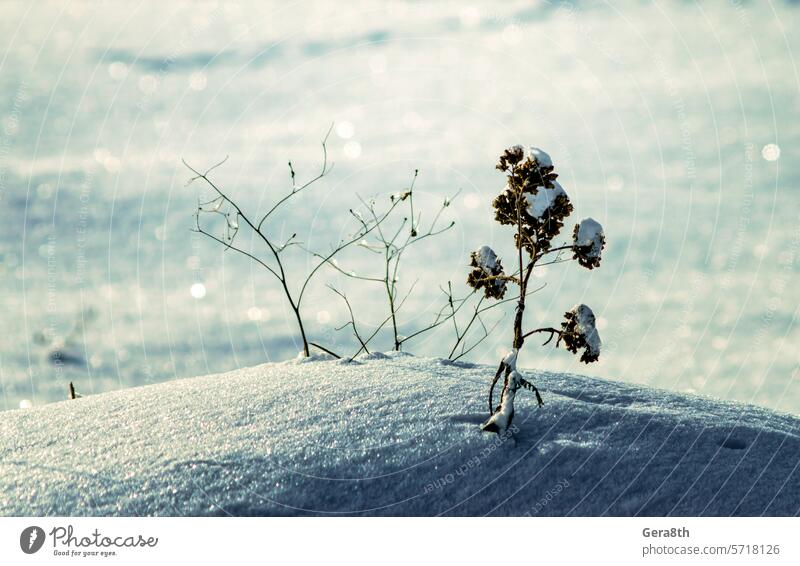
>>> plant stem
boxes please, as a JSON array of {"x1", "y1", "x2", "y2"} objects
[
  {"x1": 288, "y1": 302, "x2": 309, "y2": 356},
  {"x1": 385, "y1": 246, "x2": 401, "y2": 350},
  {"x1": 490, "y1": 170, "x2": 538, "y2": 415}
]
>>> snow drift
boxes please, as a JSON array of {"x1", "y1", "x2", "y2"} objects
[{"x1": 1, "y1": 353, "x2": 798, "y2": 516}]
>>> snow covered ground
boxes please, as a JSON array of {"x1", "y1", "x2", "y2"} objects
[{"x1": 1, "y1": 354, "x2": 798, "y2": 516}]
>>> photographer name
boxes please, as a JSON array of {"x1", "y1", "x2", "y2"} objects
[{"x1": 642, "y1": 527, "x2": 690, "y2": 538}]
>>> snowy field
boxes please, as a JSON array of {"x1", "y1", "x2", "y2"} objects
[
  {"x1": 1, "y1": 1, "x2": 799, "y2": 414},
  {"x1": 1, "y1": 354, "x2": 798, "y2": 516}
]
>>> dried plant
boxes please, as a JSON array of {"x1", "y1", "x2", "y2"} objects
[
  {"x1": 321, "y1": 171, "x2": 470, "y2": 359},
  {"x1": 184, "y1": 127, "x2": 396, "y2": 358},
  {"x1": 467, "y1": 145, "x2": 607, "y2": 433}
]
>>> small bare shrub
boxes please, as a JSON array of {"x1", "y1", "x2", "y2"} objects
[{"x1": 184, "y1": 127, "x2": 397, "y2": 358}]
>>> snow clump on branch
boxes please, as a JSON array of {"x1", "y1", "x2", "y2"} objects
[
  {"x1": 572, "y1": 217, "x2": 605, "y2": 269},
  {"x1": 467, "y1": 245, "x2": 507, "y2": 299},
  {"x1": 561, "y1": 304, "x2": 601, "y2": 363}
]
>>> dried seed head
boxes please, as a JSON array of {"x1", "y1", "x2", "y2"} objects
[
  {"x1": 496, "y1": 145, "x2": 525, "y2": 172},
  {"x1": 572, "y1": 218, "x2": 605, "y2": 269},
  {"x1": 561, "y1": 304, "x2": 601, "y2": 363},
  {"x1": 467, "y1": 245, "x2": 507, "y2": 299},
  {"x1": 492, "y1": 145, "x2": 573, "y2": 253}
]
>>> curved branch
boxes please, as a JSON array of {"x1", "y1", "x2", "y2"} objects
[
  {"x1": 328, "y1": 285, "x2": 370, "y2": 354},
  {"x1": 183, "y1": 157, "x2": 288, "y2": 282},
  {"x1": 256, "y1": 123, "x2": 334, "y2": 232},
  {"x1": 521, "y1": 326, "x2": 563, "y2": 345},
  {"x1": 297, "y1": 202, "x2": 398, "y2": 304},
  {"x1": 535, "y1": 243, "x2": 574, "y2": 262},
  {"x1": 192, "y1": 227, "x2": 280, "y2": 281},
  {"x1": 488, "y1": 362, "x2": 507, "y2": 414},
  {"x1": 304, "y1": 250, "x2": 385, "y2": 283},
  {"x1": 309, "y1": 342, "x2": 341, "y2": 359}
]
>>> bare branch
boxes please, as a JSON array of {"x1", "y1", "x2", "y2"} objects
[
  {"x1": 521, "y1": 326, "x2": 563, "y2": 344},
  {"x1": 184, "y1": 155, "x2": 230, "y2": 185},
  {"x1": 453, "y1": 314, "x2": 503, "y2": 361},
  {"x1": 191, "y1": 227, "x2": 281, "y2": 281},
  {"x1": 309, "y1": 342, "x2": 341, "y2": 359},
  {"x1": 298, "y1": 200, "x2": 400, "y2": 304},
  {"x1": 535, "y1": 243, "x2": 573, "y2": 261},
  {"x1": 328, "y1": 285, "x2": 370, "y2": 355},
  {"x1": 308, "y1": 253, "x2": 384, "y2": 283},
  {"x1": 256, "y1": 123, "x2": 334, "y2": 232}
]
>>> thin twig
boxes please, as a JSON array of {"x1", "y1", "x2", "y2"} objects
[
  {"x1": 328, "y1": 285, "x2": 370, "y2": 354},
  {"x1": 309, "y1": 342, "x2": 341, "y2": 359}
]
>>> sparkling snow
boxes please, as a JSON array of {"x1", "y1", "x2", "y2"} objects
[{"x1": 1, "y1": 354, "x2": 797, "y2": 516}]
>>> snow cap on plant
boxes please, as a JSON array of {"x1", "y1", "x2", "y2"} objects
[
  {"x1": 467, "y1": 245, "x2": 507, "y2": 299},
  {"x1": 561, "y1": 304, "x2": 601, "y2": 363},
  {"x1": 572, "y1": 217, "x2": 605, "y2": 269},
  {"x1": 492, "y1": 145, "x2": 573, "y2": 254},
  {"x1": 496, "y1": 145, "x2": 552, "y2": 172}
]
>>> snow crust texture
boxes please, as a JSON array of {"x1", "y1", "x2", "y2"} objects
[{"x1": 1, "y1": 354, "x2": 798, "y2": 516}]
